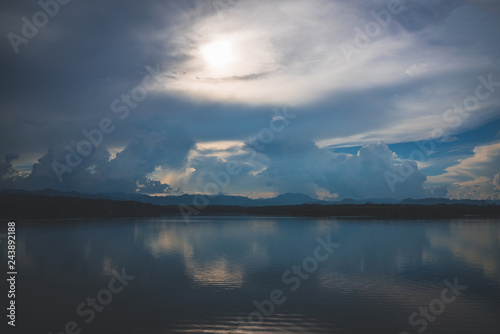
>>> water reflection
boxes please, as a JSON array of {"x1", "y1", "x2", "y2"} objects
[
  {"x1": 10, "y1": 217, "x2": 500, "y2": 334},
  {"x1": 426, "y1": 221, "x2": 500, "y2": 282}
]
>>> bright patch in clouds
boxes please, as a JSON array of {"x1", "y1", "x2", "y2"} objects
[
  {"x1": 201, "y1": 40, "x2": 233, "y2": 68},
  {"x1": 158, "y1": 0, "x2": 500, "y2": 148}
]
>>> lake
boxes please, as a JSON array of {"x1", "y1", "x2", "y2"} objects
[{"x1": 7, "y1": 217, "x2": 500, "y2": 333}]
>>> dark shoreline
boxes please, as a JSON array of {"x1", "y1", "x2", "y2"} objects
[{"x1": 1, "y1": 193, "x2": 499, "y2": 220}]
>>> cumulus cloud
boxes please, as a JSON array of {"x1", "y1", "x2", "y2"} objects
[
  {"x1": 0, "y1": 132, "x2": 194, "y2": 194},
  {"x1": 257, "y1": 140, "x2": 437, "y2": 199},
  {"x1": 0, "y1": 153, "x2": 18, "y2": 175},
  {"x1": 431, "y1": 142, "x2": 500, "y2": 182},
  {"x1": 452, "y1": 175, "x2": 500, "y2": 200},
  {"x1": 171, "y1": 139, "x2": 445, "y2": 200},
  {"x1": 429, "y1": 141, "x2": 500, "y2": 199},
  {"x1": 0, "y1": 153, "x2": 21, "y2": 186}
]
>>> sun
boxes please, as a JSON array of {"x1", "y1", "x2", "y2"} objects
[{"x1": 201, "y1": 40, "x2": 233, "y2": 68}]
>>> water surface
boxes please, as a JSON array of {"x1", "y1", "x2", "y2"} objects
[{"x1": 7, "y1": 217, "x2": 500, "y2": 333}]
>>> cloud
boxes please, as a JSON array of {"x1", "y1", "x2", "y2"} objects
[
  {"x1": 1, "y1": 0, "x2": 499, "y2": 199},
  {"x1": 171, "y1": 138, "x2": 445, "y2": 200},
  {"x1": 440, "y1": 136, "x2": 459, "y2": 143},
  {"x1": 158, "y1": 1, "x2": 498, "y2": 101},
  {"x1": 147, "y1": 0, "x2": 500, "y2": 150},
  {"x1": 406, "y1": 62, "x2": 432, "y2": 78},
  {"x1": 0, "y1": 132, "x2": 195, "y2": 194},
  {"x1": 258, "y1": 140, "x2": 437, "y2": 199},
  {"x1": 158, "y1": 0, "x2": 473, "y2": 105},
  {"x1": 452, "y1": 174, "x2": 500, "y2": 200},
  {"x1": 0, "y1": 153, "x2": 20, "y2": 181},
  {"x1": 428, "y1": 141, "x2": 500, "y2": 199},
  {"x1": 468, "y1": 0, "x2": 500, "y2": 15},
  {"x1": 431, "y1": 141, "x2": 500, "y2": 182}
]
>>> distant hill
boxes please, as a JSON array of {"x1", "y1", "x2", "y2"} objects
[
  {"x1": 2, "y1": 189, "x2": 499, "y2": 208},
  {"x1": 0, "y1": 189, "x2": 325, "y2": 207},
  {"x1": 1, "y1": 191, "x2": 500, "y2": 220},
  {"x1": 0, "y1": 193, "x2": 168, "y2": 219},
  {"x1": 257, "y1": 192, "x2": 326, "y2": 206}
]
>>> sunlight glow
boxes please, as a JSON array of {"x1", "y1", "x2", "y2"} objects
[{"x1": 201, "y1": 40, "x2": 233, "y2": 68}]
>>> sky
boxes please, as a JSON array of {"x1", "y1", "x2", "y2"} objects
[{"x1": 1, "y1": 0, "x2": 500, "y2": 200}]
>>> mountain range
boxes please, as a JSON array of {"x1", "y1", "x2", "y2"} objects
[{"x1": 2, "y1": 189, "x2": 499, "y2": 206}]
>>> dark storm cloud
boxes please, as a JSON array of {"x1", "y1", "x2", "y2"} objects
[
  {"x1": 1, "y1": 131, "x2": 194, "y2": 194},
  {"x1": 0, "y1": 153, "x2": 20, "y2": 180},
  {"x1": 0, "y1": 0, "x2": 192, "y2": 159}
]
